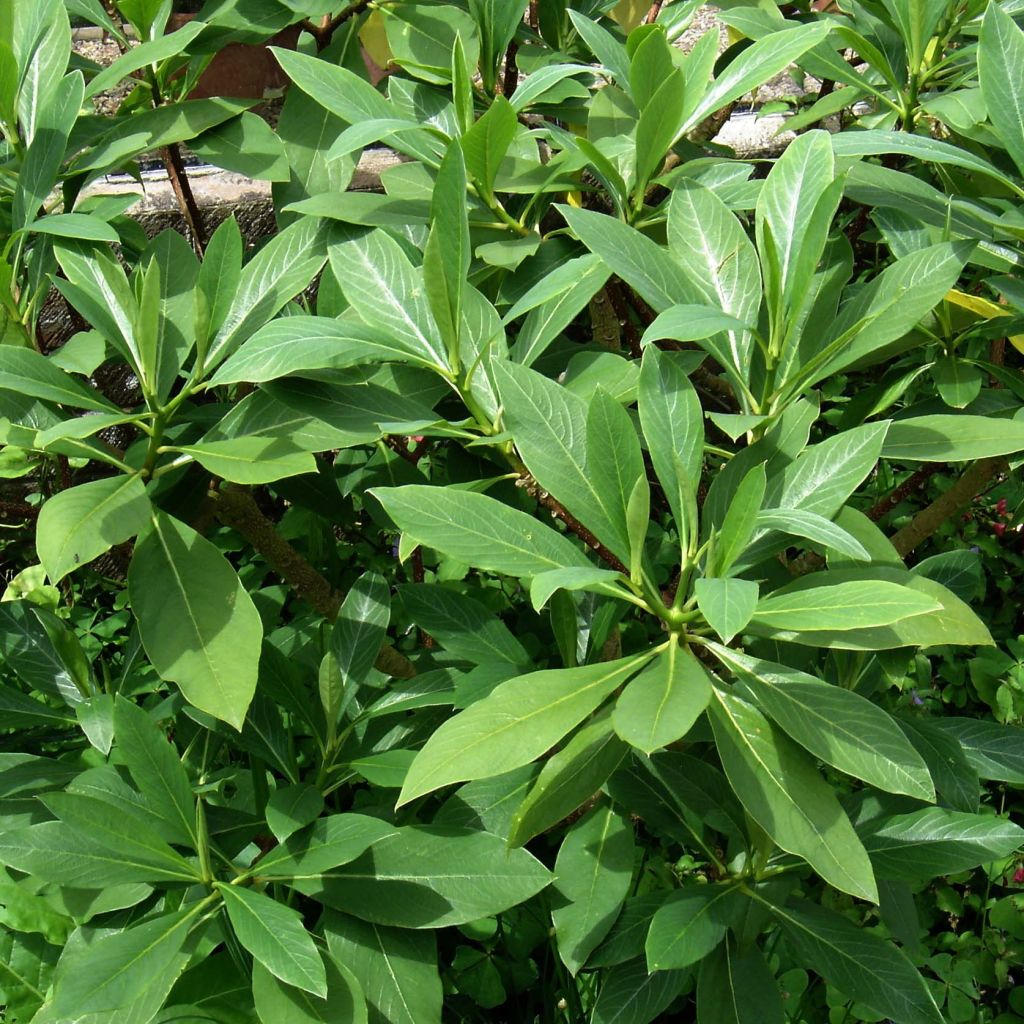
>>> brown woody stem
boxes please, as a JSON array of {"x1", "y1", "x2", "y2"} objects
[
  {"x1": 889, "y1": 457, "x2": 1008, "y2": 558},
  {"x1": 867, "y1": 464, "x2": 941, "y2": 522}
]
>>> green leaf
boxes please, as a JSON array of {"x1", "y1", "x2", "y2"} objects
[
  {"x1": 770, "y1": 899, "x2": 945, "y2": 1024},
  {"x1": 205, "y1": 217, "x2": 326, "y2": 370},
  {"x1": 979, "y1": 3, "x2": 1024, "y2": 178},
  {"x1": 21, "y1": 791, "x2": 198, "y2": 884},
  {"x1": 638, "y1": 347, "x2": 703, "y2": 536},
  {"x1": 0, "y1": 601, "x2": 84, "y2": 703},
  {"x1": 695, "y1": 578, "x2": 758, "y2": 644},
  {"x1": 646, "y1": 885, "x2": 739, "y2": 971},
  {"x1": 84, "y1": 19, "x2": 205, "y2": 98},
  {"x1": 552, "y1": 804, "x2": 635, "y2": 974},
  {"x1": 26, "y1": 213, "x2": 119, "y2": 243},
  {"x1": 933, "y1": 718, "x2": 1024, "y2": 784},
  {"x1": 255, "y1": 814, "x2": 397, "y2": 880},
  {"x1": 191, "y1": 111, "x2": 289, "y2": 181},
  {"x1": 398, "y1": 652, "x2": 654, "y2": 804},
  {"x1": 754, "y1": 508, "x2": 870, "y2": 561},
  {"x1": 898, "y1": 716, "x2": 979, "y2": 813},
  {"x1": 529, "y1": 567, "x2": 624, "y2": 613},
  {"x1": 266, "y1": 785, "x2": 325, "y2": 844},
  {"x1": 398, "y1": 584, "x2": 530, "y2": 668},
  {"x1": 47, "y1": 907, "x2": 202, "y2": 1023},
  {"x1": 291, "y1": 825, "x2": 552, "y2": 929},
  {"x1": 711, "y1": 462, "x2": 765, "y2": 576},
  {"x1": 113, "y1": 696, "x2": 196, "y2": 848},
  {"x1": 932, "y1": 355, "x2": 982, "y2": 409},
  {"x1": 883, "y1": 414, "x2": 1024, "y2": 461},
  {"x1": 667, "y1": 182, "x2": 760, "y2": 387},
  {"x1": 128, "y1": 512, "x2": 263, "y2": 731},
  {"x1": 251, "y1": 956, "x2": 366, "y2": 1024},
  {"x1": 508, "y1": 707, "x2": 628, "y2": 848},
  {"x1": 641, "y1": 304, "x2": 753, "y2": 346},
  {"x1": 567, "y1": 11, "x2": 631, "y2": 89},
  {"x1": 0, "y1": 348, "x2": 118, "y2": 413},
  {"x1": 12, "y1": 71, "x2": 83, "y2": 233},
  {"x1": 326, "y1": 571, "x2": 390, "y2": 730},
  {"x1": 462, "y1": 95, "x2": 517, "y2": 199},
  {"x1": 696, "y1": 938, "x2": 785, "y2": 1024},
  {"x1": 635, "y1": 68, "x2": 686, "y2": 194},
  {"x1": 749, "y1": 580, "x2": 939, "y2": 634},
  {"x1": 710, "y1": 686, "x2": 878, "y2": 902},
  {"x1": 496, "y1": 362, "x2": 630, "y2": 563},
  {"x1": 683, "y1": 24, "x2": 831, "y2": 135},
  {"x1": 197, "y1": 216, "x2": 242, "y2": 352},
  {"x1": 217, "y1": 882, "x2": 326, "y2": 997},
  {"x1": 328, "y1": 228, "x2": 449, "y2": 372},
  {"x1": 859, "y1": 808, "x2": 1024, "y2": 880},
  {"x1": 171, "y1": 438, "x2": 316, "y2": 485},
  {"x1": 613, "y1": 644, "x2": 711, "y2": 753},
  {"x1": 36, "y1": 474, "x2": 150, "y2": 584},
  {"x1": 590, "y1": 957, "x2": 689, "y2": 1024},
  {"x1": 559, "y1": 206, "x2": 702, "y2": 313},
  {"x1": 323, "y1": 912, "x2": 440, "y2": 1024},
  {"x1": 208, "y1": 315, "x2": 426, "y2": 387},
  {"x1": 423, "y1": 141, "x2": 470, "y2": 363},
  {"x1": 709, "y1": 644, "x2": 934, "y2": 801},
  {"x1": 371, "y1": 485, "x2": 591, "y2": 579},
  {"x1": 831, "y1": 128, "x2": 1019, "y2": 194}
]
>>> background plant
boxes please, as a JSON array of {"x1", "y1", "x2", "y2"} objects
[{"x1": 1, "y1": 1, "x2": 1024, "y2": 1022}]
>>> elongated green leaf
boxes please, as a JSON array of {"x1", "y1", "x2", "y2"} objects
[
  {"x1": 206, "y1": 217, "x2": 326, "y2": 370},
  {"x1": 255, "y1": 814, "x2": 397, "y2": 880},
  {"x1": 979, "y1": 4, "x2": 1024, "y2": 178},
  {"x1": 646, "y1": 885, "x2": 738, "y2": 972},
  {"x1": 329, "y1": 228, "x2": 448, "y2": 372},
  {"x1": 372, "y1": 485, "x2": 591, "y2": 578},
  {"x1": 172, "y1": 437, "x2": 316, "y2": 485},
  {"x1": 197, "y1": 216, "x2": 242, "y2": 350},
  {"x1": 635, "y1": 69, "x2": 686, "y2": 193},
  {"x1": 271, "y1": 49, "x2": 436, "y2": 165},
  {"x1": 495, "y1": 362, "x2": 628, "y2": 562},
  {"x1": 508, "y1": 707, "x2": 628, "y2": 848},
  {"x1": 590, "y1": 957, "x2": 689, "y2": 1024},
  {"x1": 0, "y1": 348, "x2": 118, "y2": 412},
  {"x1": 0, "y1": 601, "x2": 83, "y2": 703},
  {"x1": 695, "y1": 578, "x2": 758, "y2": 644},
  {"x1": 292, "y1": 826, "x2": 551, "y2": 929},
  {"x1": 399, "y1": 652, "x2": 653, "y2": 805},
  {"x1": 47, "y1": 907, "x2": 201, "y2": 1022},
  {"x1": 709, "y1": 644, "x2": 934, "y2": 800},
  {"x1": 860, "y1": 807, "x2": 1024, "y2": 879},
  {"x1": 191, "y1": 111, "x2": 289, "y2": 181},
  {"x1": 932, "y1": 718, "x2": 1024, "y2": 784},
  {"x1": 770, "y1": 899, "x2": 945, "y2": 1024},
  {"x1": 898, "y1": 716, "x2": 979, "y2": 812},
  {"x1": 12, "y1": 71, "x2": 83, "y2": 232},
  {"x1": 552, "y1": 804, "x2": 635, "y2": 974},
  {"x1": 755, "y1": 508, "x2": 869, "y2": 560},
  {"x1": 641, "y1": 304, "x2": 752, "y2": 346},
  {"x1": 712, "y1": 462, "x2": 765, "y2": 576},
  {"x1": 208, "y1": 316, "x2": 425, "y2": 386},
  {"x1": 667, "y1": 182, "x2": 760, "y2": 385},
  {"x1": 266, "y1": 785, "x2": 324, "y2": 845},
  {"x1": 613, "y1": 644, "x2": 711, "y2": 753},
  {"x1": 41, "y1": 791, "x2": 197, "y2": 882},
  {"x1": 529, "y1": 567, "x2": 624, "y2": 613},
  {"x1": 883, "y1": 414, "x2": 1024, "y2": 461},
  {"x1": 638, "y1": 347, "x2": 703, "y2": 533},
  {"x1": 462, "y1": 95, "x2": 517, "y2": 198},
  {"x1": 36, "y1": 475, "x2": 150, "y2": 584},
  {"x1": 559, "y1": 206, "x2": 702, "y2": 312},
  {"x1": 128, "y1": 512, "x2": 263, "y2": 731},
  {"x1": 113, "y1": 696, "x2": 196, "y2": 848},
  {"x1": 398, "y1": 584, "x2": 530, "y2": 668},
  {"x1": 323, "y1": 912, "x2": 439, "y2": 1024},
  {"x1": 85, "y1": 20, "x2": 204, "y2": 98},
  {"x1": 710, "y1": 687, "x2": 878, "y2": 902},
  {"x1": 218, "y1": 882, "x2": 326, "y2": 996},
  {"x1": 252, "y1": 956, "x2": 366, "y2": 1024},
  {"x1": 831, "y1": 130, "x2": 1018, "y2": 194},
  {"x1": 327, "y1": 572, "x2": 390, "y2": 728},
  {"x1": 749, "y1": 580, "x2": 938, "y2": 634},
  {"x1": 697, "y1": 938, "x2": 785, "y2": 1024}
]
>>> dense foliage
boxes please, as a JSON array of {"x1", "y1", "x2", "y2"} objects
[{"x1": 2, "y1": 0, "x2": 1024, "y2": 1021}]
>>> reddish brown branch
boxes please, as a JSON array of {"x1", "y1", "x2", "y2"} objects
[
  {"x1": 867, "y1": 464, "x2": 941, "y2": 522},
  {"x1": 301, "y1": 0, "x2": 373, "y2": 50}
]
